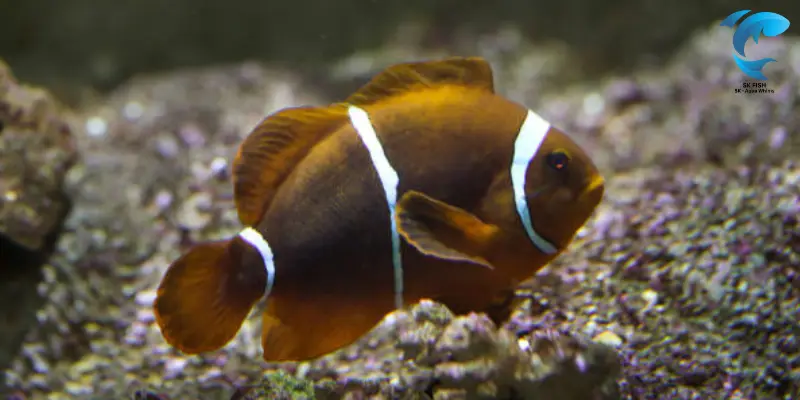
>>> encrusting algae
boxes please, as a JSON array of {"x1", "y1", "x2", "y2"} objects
[{"x1": 153, "y1": 56, "x2": 605, "y2": 362}]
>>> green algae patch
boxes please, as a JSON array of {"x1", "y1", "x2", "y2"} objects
[{"x1": 249, "y1": 370, "x2": 315, "y2": 400}]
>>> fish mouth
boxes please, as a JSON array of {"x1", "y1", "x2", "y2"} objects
[{"x1": 580, "y1": 175, "x2": 605, "y2": 202}]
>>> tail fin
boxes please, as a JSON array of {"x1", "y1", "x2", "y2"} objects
[{"x1": 153, "y1": 236, "x2": 266, "y2": 354}]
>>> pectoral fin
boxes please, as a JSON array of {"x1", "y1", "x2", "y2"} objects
[{"x1": 395, "y1": 190, "x2": 498, "y2": 269}]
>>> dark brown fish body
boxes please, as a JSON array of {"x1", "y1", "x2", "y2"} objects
[
  {"x1": 154, "y1": 58, "x2": 605, "y2": 362},
  {"x1": 260, "y1": 88, "x2": 532, "y2": 359}
]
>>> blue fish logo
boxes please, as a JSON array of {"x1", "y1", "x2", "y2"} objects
[{"x1": 720, "y1": 10, "x2": 791, "y2": 80}]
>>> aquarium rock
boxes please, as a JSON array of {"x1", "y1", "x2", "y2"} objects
[
  {"x1": 0, "y1": 60, "x2": 76, "y2": 251},
  {"x1": 293, "y1": 300, "x2": 620, "y2": 399},
  {"x1": 0, "y1": 59, "x2": 77, "y2": 391}
]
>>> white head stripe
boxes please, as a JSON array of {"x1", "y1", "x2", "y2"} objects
[
  {"x1": 347, "y1": 105, "x2": 404, "y2": 309},
  {"x1": 238, "y1": 227, "x2": 275, "y2": 297},
  {"x1": 510, "y1": 110, "x2": 558, "y2": 255}
]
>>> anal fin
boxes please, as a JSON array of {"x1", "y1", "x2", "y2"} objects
[{"x1": 259, "y1": 295, "x2": 388, "y2": 361}]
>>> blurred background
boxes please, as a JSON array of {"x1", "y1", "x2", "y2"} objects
[{"x1": 2, "y1": 0, "x2": 798, "y2": 101}]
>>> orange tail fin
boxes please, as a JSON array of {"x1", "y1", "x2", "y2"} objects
[{"x1": 153, "y1": 236, "x2": 267, "y2": 354}]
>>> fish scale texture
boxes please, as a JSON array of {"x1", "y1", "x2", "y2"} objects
[{"x1": 2, "y1": 25, "x2": 799, "y2": 400}]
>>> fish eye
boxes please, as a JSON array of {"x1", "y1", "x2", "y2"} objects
[{"x1": 545, "y1": 150, "x2": 570, "y2": 172}]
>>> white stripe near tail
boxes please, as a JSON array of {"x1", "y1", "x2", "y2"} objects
[{"x1": 238, "y1": 227, "x2": 276, "y2": 297}]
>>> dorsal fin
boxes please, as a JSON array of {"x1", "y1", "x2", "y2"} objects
[
  {"x1": 232, "y1": 104, "x2": 350, "y2": 226},
  {"x1": 345, "y1": 57, "x2": 495, "y2": 106}
]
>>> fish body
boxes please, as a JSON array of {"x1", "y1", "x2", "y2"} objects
[{"x1": 154, "y1": 57, "x2": 605, "y2": 362}]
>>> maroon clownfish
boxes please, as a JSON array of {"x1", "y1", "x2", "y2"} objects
[{"x1": 153, "y1": 57, "x2": 605, "y2": 362}]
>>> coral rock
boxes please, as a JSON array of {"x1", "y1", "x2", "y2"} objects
[
  {"x1": 0, "y1": 59, "x2": 76, "y2": 250},
  {"x1": 302, "y1": 300, "x2": 621, "y2": 399}
]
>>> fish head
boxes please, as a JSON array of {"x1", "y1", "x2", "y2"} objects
[{"x1": 523, "y1": 127, "x2": 604, "y2": 249}]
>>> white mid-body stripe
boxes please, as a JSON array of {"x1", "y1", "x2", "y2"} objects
[
  {"x1": 238, "y1": 227, "x2": 276, "y2": 297},
  {"x1": 347, "y1": 105, "x2": 405, "y2": 309},
  {"x1": 510, "y1": 110, "x2": 558, "y2": 255}
]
